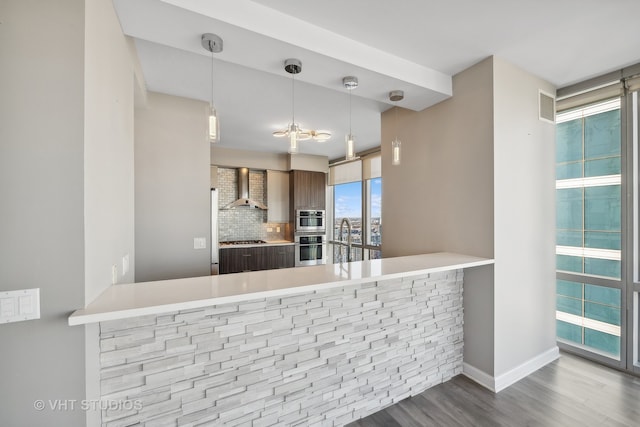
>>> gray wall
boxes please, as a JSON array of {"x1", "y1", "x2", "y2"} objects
[
  {"x1": 1, "y1": 1, "x2": 138, "y2": 425},
  {"x1": 135, "y1": 92, "x2": 211, "y2": 282},
  {"x1": 382, "y1": 57, "x2": 496, "y2": 375},
  {"x1": 381, "y1": 57, "x2": 494, "y2": 259},
  {"x1": 492, "y1": 57, "x2": 557, "y2": 376},
  {"x1": 0, "y1": 1, "x2": 86, "y2": 425},
  {"x1": 84, "y1": 2, "x2": 137, "y2": 426},
  {"x1": 84, "y1": 0, "x2": 136, "y2": 303},
  {"x1": 381, "y1": 56, "x2": 556, "y2": 381}
]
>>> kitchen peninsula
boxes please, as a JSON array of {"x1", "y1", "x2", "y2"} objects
[{"x1": 70, "y1": 253, "x2": 493, "y2": 426}]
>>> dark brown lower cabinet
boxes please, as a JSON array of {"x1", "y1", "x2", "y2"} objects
[
  {"x1": 219, "y1": 245, "x2": 294, "y2": 274},
  {"x1": 219, "y1": 247, "x2": 255, "y2": 274},
  {"x1": 266, "y1": 245, "x2": 294, "y2": 269}
]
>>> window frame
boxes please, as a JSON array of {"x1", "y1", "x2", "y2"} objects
[
  {"x1": 555, "y1": 95, "x2": 629, "y2": 370},
  {"x1": 330, "y1": 177, "x2": 382, "y2": 262}
]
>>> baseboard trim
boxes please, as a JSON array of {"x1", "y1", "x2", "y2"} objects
[
  {"x1": 494, "y1": 346, "x2": 559, "y2": 392},
  {"x1": 462, "y1": 362, "x2": 496, "y2": 392},
  {"x1": 463, "y1": 346, "x2": 560, "y2": 393}
]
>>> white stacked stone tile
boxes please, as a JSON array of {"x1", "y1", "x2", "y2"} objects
[{"x1": 98, "y1": 270, "x2": 464, "y2": 426}]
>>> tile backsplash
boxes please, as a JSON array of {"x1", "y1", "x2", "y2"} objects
[{"x1": 217, "y1": 167, "x2": 286, "y2": 242}]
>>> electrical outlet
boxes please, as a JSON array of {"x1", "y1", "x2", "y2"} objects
[
  {"x1": 267, "y1": 227, "x2": 273, "y2": 232},
  {"x1": 112, "y1": 264, "x2": 118, "y2": 285},
  {"x1": 122, "y1": 254, "x2": 130, "y2": 275},
  {"x1": 276, "y1": 226, "x2": 281, "y2": 233}
]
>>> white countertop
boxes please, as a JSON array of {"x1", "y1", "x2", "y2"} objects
[{"x1": 68, "y1": 252, "x2": 493, "y2": 326}]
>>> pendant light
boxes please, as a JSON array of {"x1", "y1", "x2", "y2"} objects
[
  {"x1": 273, "y1": 58, "x2": 331, "y2": 153},
  {"x1": 202, "y1": 33, "x2": 223, "y2": 143},
  {"x1": 343, "y1": 76, "x2": 358, "y2": 161},
  {"x1": 389, "y1": 90, "x2": 404, "y2": 166},
  {"x1": 286, "y1": 59, "x2": 301, "y2": 153}
]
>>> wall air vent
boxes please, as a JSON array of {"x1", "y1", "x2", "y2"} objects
[{"x1": 539, "y1": 90, "x2": 555, "y2": 123}]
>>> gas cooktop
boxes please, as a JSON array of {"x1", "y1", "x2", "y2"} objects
[{"x1": 219, "y1": 240, "x2": 267, "y2": 246}]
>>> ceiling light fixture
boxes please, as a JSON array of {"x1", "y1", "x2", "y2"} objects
[
  {"x1": 273, "y1": 58, "x2": 331, "y2": 153},
  {"x1": 343, "y1": 76, "x2": 358, "y2": 161},
  {"x1": 202, "y1": 33, "x2": 223, "y2": 144},
  {"x1": 389, "y1": 90, "x2": 404, "y2": 166}
]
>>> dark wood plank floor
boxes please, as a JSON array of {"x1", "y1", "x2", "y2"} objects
[{"x1": 348, "y1": 352, "x2": 640, "y2": 427}]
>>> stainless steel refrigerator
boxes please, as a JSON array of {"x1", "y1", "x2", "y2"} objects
[{"x1": 211, "y1": 188, "x2": 219, "y2": 274}]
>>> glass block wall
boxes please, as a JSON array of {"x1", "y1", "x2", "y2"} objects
[{"x1": 555, "y1": 99, "x2": 622, "y2": 357}]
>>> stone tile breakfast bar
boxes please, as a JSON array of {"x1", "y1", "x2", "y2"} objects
[{"x1": 69, "y1": 253, "x2": 494, "y2": 426}]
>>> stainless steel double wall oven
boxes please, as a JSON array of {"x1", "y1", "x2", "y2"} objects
[{"x1": 294, "y1": 209, "x2": 326, "y2": 266}]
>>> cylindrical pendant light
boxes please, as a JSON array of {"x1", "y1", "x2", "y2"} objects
[
  {"x1": 209, "y1": 105, "x2": 219, "y2": 143},
  {"x1": 288, "y1": 60, "x2": 301, "y2": 153},
  {"x1": 391, "y1": 138, "x2": 401, "y2": 166},
  {"x1": 389, "y1": 90, "x2": 404, "y2": 166},
  {"x1": 346, "y1": 137, "x2": 355, "y2": 160},
  {"x1": 288, "y1": 123, "x2": 299, "y2": 154},
  {"x1": 343, "y1": 76, "x2": 358, "y2": 161},
  {"x1": 202, "y1": 33, "x2": 223, "y2": 143}
]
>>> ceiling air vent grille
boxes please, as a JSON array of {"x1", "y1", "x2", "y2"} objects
[{"x1": 539, "y1": 90, "x2": 555, "y2": 123}]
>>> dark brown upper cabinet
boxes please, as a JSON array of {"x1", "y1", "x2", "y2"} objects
[{"x1": 289, "y1": 170, "x2": 326, "y2": 214}]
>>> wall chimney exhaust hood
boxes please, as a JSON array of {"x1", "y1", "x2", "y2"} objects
[{"x1": 223, "y1": 167, "x2": 268, "y2": 209}]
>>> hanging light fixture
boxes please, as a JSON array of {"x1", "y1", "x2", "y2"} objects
[
  {"x1": 389, "y1": 90, "x2": 404, "y2": 166},
  {"x1": 343, "y1": 76, "x2": 358, "y2": 161},
  {"x1": 202, "y1": 33, "x2": 223, "y2": 143},
  {"x1": 273, "y1": 58, "x2": 331, "y2": 153}
]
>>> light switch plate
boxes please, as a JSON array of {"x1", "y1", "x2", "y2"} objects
[
  {"x1": 0, "y1": 288, "x2": 40, "y2": 323},
  {"x1": 193, "y1": 237, "x2": 207, "y2": 249}
]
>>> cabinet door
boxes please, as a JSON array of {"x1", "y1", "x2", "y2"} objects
[
  {"x1": 219, "y1": 248, "x2": 232, "y2": 274},
  {"x1": 267, "y1": 170, "x2": 289, "y2": 222},
  {"x1": 264, "y1": 246, "x2": 277, "y2": 270},
  {"x1": 251, "y1": 247, "x2": 268, "y2": 271},
  {"x1": 281, "y1": 244, "x2": 295, "y2": 268},
  {"x1": 219, "y1": 248, "x2": 240, "y2": 274},
  {"x1": 238, "y1": 248, "x2": 255, "y2": 272},
  {"x1": 291, "y1": 170, "x2": 310, "y2": 209},
  {"x1": 265, "y1": 245, "x2": 294, "y2": 269},
  {"x1": 220, "y1": 246, "x2": 294, "y2": 273},
  {"x1": 310, "y1": 171, "x2": 326, "y2": 209},
  {"x1": 291, "y1": 170, "x2": 326, "y2": 210},
  {"x1": 219, "y1": 247, "x2": 254, "y2": 274}
]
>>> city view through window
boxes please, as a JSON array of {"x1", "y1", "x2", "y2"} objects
[{"x1": 333, "y1": 179, "x2": 382, "y2": 261}]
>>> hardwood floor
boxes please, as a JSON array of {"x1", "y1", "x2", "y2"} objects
[{"x1": 348, "y1": 352, "x2": 640, "y2": 427}]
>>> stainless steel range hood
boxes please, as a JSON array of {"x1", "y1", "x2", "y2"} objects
[{"x1": 223, "y1": 167, "x2": 268, "y2": 209}]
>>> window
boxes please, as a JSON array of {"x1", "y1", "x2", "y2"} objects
[
  {"x1": 556, "y1": 280, "x2": 621, "y2": 356},
  {"x1": 329, "y1": 153, "x2": 382, "y2": 262},
  {"x1": 556, "y1": 98, "x2": 622, "y2": 358},
  {"x1": 556, "y1": 67, "x2": 640, "y2": 374},
  {"x1": 556, "y1": 100, "x2": 622, "y2": 279},
  {"x1": 366, "y1": 178, "x2": 382, "y2": 247},
  {"x1": 334, "y1": 180, "x2": 362, "y2": 246}
]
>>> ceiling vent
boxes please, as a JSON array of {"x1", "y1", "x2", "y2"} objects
[{"x1": 539, "y1": 90, "x2": 555, "y2": 123}]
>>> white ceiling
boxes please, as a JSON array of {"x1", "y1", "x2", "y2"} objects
[{"x1": 113, "y1": 0, "x2": 640, "y2": 161}]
